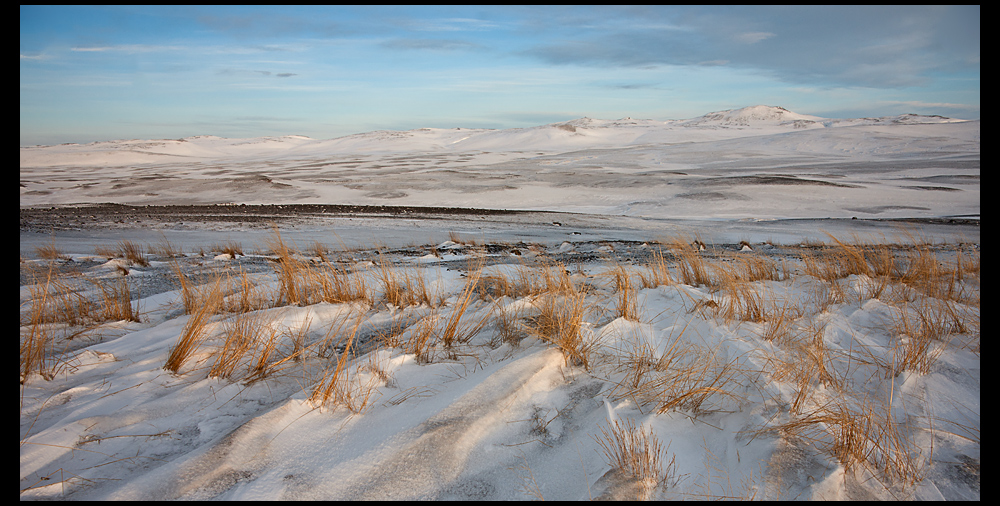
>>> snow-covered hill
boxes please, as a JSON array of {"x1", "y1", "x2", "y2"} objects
[
  {"x1": 18, "y1": 106, "x2": 979, "y2": 222},
  {"x1": 19, "y1": 106, "x2": 973, "y2": 168}
]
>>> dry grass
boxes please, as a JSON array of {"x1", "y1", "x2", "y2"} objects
[
  {"x1": 757, "y1": 393, "x2": 926, "y2": 489},
  {"x1": 35, "y1": 241, "x2": 67, "y2": 261},
  {"x1": 593, "y1": 417, "x2": 672, "y2": 500},
  {"x1": 713, "y1": 254, "x2": 783, "y2": 284},
  {"x1": 170, "y1": 261, "x2": 198, "y2": 315},
  {"x1": 525, "y1": 290, "x2": 594, "y2": 370},
  {"x1": 448, "y1": 230, "x2": 478, "y2": 246},
  {"x1": 665, "y1": 238, "x2": 712, "y2": 287},
  {"x1": 211, "y1": 240, "x2": 243, "y2": 258},
  {"x1": 164, "y1": 274, "x2": 225, "y2": 374},
  {"x1": 93, "y1": 277, "x2": 140, "y2": 323},
  {"x1": 475, "y1": 263, "x2": 549, "y2": 301},
  {"x1": 19, "y1": 263, "x2": 144, "y2": 384},
  {"x1": 404, "y1": 313, "x2": 440, "y2": 364},
  {"x1": 210, "y1": 309, "x2": 277, "y2": 380},
  {"x1": 489, "y1": 299, "x2": 528, "y2": 349},
  {"x1": 221, "y1": 268, "x2": 271, "y2": 313},
  {"x1": 309, "y1": 315, "x2": 381, "y2": 413},
  {"x1": 21, "y1": 266, "x2": 60, "y2": 384},
  {"x1": 311, "y1": 262, "x2": 370, "y2": 306},
  {"x1": 308, "y1": 241, "x2": 329, "y2": 262},
  {"x1": 93, "y1": 244, "x2": 119, "y2": 258},
  {"x1": 116, "y1": 240, "x2": 149, "y2": 267},
  {"x1": 21, "y1": 265, "x2": 93, "y2": 327},
  {"x1": 889, "y1": 296, "x2": 977, "y2": 374},
  {"x1": 714, "y1": 278, "x2": 766, "y2": 323},
  {"x1": 374, "y1": 258, "x2": 438, "y2": 308},
  {"x1": 605, "y1": 319, "x2": 745, "y2": 415},
  {"x1": 439, "y1": 260, "x2": 488, "y2": 351},
  {"x1": 266, "y1": 228, "x2": 310, "y2": 306},
  {"x1": 764, "y1": 321, "x2": 843, "y2": 415},
  {"x1": 637, "y1": 248, "x2": 673, "y2": 289},
  {"x1": 610, "y1": 266, "x2": 641, "y2": 322}
]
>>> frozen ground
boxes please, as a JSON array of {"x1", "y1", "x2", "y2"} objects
[{"x1": 20, "y1": 106, "x2": 979, "y2": 500}]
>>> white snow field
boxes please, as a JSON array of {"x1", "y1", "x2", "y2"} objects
[{"x1": 20, "y1": 106, "x2": 979, "y2": 500}]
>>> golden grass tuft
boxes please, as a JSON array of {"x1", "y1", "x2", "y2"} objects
[
  {"x1": 374, "y1": 258, "x2": 437, "y2": 309},
  {"x1": 636, "y1": 248, "x2": 673, "y2": 288},
  {"x1": 610, "y1": 266, "x2": 641, "y2": 322},
  {"x1": 164, "y1": 274, "x2": 225, "y2": 374},
  {"x1": 525, "y1": 289, "x2": 594, "y2": 370},
  {"x1": 439, "y1": 260, "x2": 489, "y2": 352},
  {"x1": 266, "y1": 228, "x2": 310, "y2": 306},
  {"x1": 21, "y1": 265, "x2": 61, "y2": 383},
  {"x1": 756, "y1": 393, "x2": 926, "y2": 488},
  {"x1": 889, "y1": 296, "x2": 977, "y2": 374},
  {"x1": 93, "y1": 277, "x2": 140, "y2": 323},
  {"x1": 210, "y1": 309, "x2": 291, "y2": 382},
  {"x1": 593, "y1": 417, "x2": 672, "y2": 500},
  {"x1": 34, "y1": 241, "x2": 67, "y2": 261},
  {"x1": 309, "y1": 315, "x2": 382, "y2": 413},
  {"x1": 116, "y1": 240, "x2": 149, "y2": 267},
  {"x1": 665, "y1": 238, "x2": 712, "y2": 287},
  {"x1": 211, "y1": 240, "x2": 243, "y2": 258}
]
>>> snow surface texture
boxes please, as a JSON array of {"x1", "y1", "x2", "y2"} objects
[
  {"x1": 19, "y1": 239, "x2": 981, "y2": 500},
  {"x1": 20, "y1": 106, "x2": 979, "y2": 500},
  {"x1": 21, "y1": 105, "x2": 979, "y2": 222}
]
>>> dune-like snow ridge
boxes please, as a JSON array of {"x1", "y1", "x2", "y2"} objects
[
  {"x1": 19, "y1": 239, "x2": 981, "y2": 500},
  {"x1": 19, "y1": 105, "x2": 979, "y2": 222},
  {"x1": 19, "y1": 105, "x2": 971, "y2": 167}
]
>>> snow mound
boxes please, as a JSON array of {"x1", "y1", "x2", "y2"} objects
[{"x1": 680, "y1": 105, "x2": 826, "y2": 127}]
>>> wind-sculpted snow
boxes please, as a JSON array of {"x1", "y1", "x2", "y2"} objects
[
  {"x1": 20, "y1": 108, "x2": 979, "y2": 222},
  {"x1": 19, "y1": 106, "x2": 980, "y2": 500}
]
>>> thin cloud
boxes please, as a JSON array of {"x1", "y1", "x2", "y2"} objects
[
  {"x1": 380, "y1": 38, "x2": 483, "y2": 51},
  {"x1": 70, "y1": 44, "x2": 186, "y2": 53},
  {"x1": 20, "y1": 52, "x2": 51, "y2": 60},
  {"x1": 218, "y1": 68, "x2": 298, "y2": 78},
  {"x1": 733, "y1": 31, "x2": 774, "y2": 44},
  {"x1": 519, "y1": 6, "x2": 979, "y2": 90}
]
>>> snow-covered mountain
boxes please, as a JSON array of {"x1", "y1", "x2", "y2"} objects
[{"x1": 676, "y1": 105, "x2": 825, "y2": 127}]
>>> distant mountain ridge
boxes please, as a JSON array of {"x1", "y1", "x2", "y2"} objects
[{"x1": 20, "y1": 105, "x2": 975, "y2": 167}]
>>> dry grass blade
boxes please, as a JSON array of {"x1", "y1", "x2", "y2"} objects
[
  {"x1": 757, "y1": 394, "x2": 925, "y2": 488},
  {"x1": 714, "y1": 276, "x2": 765, "y2": 323},
  {"x1": 888, "y1": 297, "x2": 974, "y2": 375},
  {"x1": 93, "y1": 277, "x2": 140, "y2": 323},
  {"x1": 310, "y1": 314, "x2": 378, "y2": 413},
  {"x1": 440, "y1": 259, "x2": 488, "y2": 350},
  {"x1": 593, "y1": 417, "x2": 668, "y2": 499},
  {"x1": 222, "y1": 268, "x2": 270, "y2": 313},
  {"x1": 526, "y1": 290, "x2": 593, "y2": 370},
  {"x1": 35, "y1": 241, "x2": 67, "y2": 261},
  {"x1": 374, "y1": 256, "x2": 437, "y2": 308},
  {"x1": 611, "y1": 266, "x2": 640, "y2": 322},
  {"x1": 211, "y1": 309, "x2": 277, "y2": 380},
  {"x1": 666, "y1": 238, "x2": 712, "y2": 287},
  {"x1": 637, "y1": 248, "x2": 673, "y2": 288},
  {"x1": 269, "y1": 229, "x2": 309, "y2": 306},
  {"x1": 21, "y1": 265, "x2": 58, "y2": 384},
  {"x1": 117, "y1": 240, "x2": 149, "y2": 267},
  {"x1": 609, "y1": 328, "x2": 743, "y2": 415},
  {"x1": 164, "y1": 274, "x2": 224, "y2": 374},
  {"x1": 170, "y1": 261, "x2": 198, "y2": 315}
]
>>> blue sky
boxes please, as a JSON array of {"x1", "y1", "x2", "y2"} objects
[{"x1": 20, "y1": 5, "x2": 980, "y2": 145}]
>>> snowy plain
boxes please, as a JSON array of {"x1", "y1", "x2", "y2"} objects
[{"x1": 20, "y1": 106, "x2": 979, "y2": 500}]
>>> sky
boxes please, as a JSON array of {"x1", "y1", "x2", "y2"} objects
[{"x1": 20, "y1": 5, "x2": 980, "y2": 146}]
